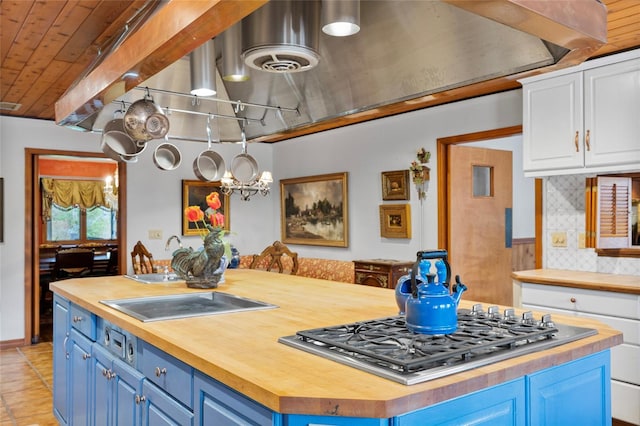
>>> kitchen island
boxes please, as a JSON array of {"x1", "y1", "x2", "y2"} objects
[{"x1": 51, "y1": 269, "x2": 622, "y2": 425}]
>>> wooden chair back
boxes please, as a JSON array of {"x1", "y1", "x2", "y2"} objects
[
  {"x1": 105, "y1": 248, "x2": 119, "y2": 275},
  {"x1": 52, "y1": 247, "x2": 95, "y2": 281},
  {"x1": 131, "y1": 241, "x2": 155, "y2": 274},
  {"x1": 249, "y1": 241, "x2": 299, "y2": 275}
]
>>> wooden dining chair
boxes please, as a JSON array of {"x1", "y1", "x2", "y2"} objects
[
  {"x1": 131, "y1": 241, "x2": 155, "y2": 274},
  {"x1": 105, "y1": 248, "x2": 119, "y2": 275},
  {"x1": 249, "y1": 241, "x2": 299, "y2": 275},
  {"x1": 51, "y1": 248, "x2": 95, "y2": 281}
]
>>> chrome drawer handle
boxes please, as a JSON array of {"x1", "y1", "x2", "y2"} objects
[{"x1": 155, "y1": 367, "x2": 167, "y2": 377}]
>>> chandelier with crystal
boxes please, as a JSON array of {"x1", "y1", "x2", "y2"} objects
[
  {"x1": 103, "y1": 172, "x2": 118, "y2": 212},
  {"x1": 220, "y1": 128, "x2": 272, "y2": 201}
]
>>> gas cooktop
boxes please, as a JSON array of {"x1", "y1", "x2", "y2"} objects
[{"x1": 278, "y1": 304, "x2": 597, "y2": 385}]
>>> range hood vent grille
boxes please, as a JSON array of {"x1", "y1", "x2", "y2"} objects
[
  {"x1": 242, "y1": 0, "x2": 321, "y2": 73},
  {"x1": 243, "y1": 45, "x2": 320, "y2": 73}
]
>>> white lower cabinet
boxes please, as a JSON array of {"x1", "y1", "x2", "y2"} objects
[{"x1": 520, "y1": 283, "x2": 640, "y2": 425}]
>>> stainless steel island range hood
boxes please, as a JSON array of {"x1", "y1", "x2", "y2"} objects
[{"x1": 58, "y1": 0, "x2": 607, "y2": 144}]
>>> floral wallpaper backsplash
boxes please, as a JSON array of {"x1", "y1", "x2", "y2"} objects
[{"x1": 544, "y1": 174, "x2": 640, "y2": 276}]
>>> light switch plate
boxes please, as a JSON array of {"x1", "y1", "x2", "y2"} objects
[
  {"x1": 148, "y1": 229, "x2": 163, "y2": 240},
  {"x1": 551, "y1": 232, "x2": 567, "y2": 248}
]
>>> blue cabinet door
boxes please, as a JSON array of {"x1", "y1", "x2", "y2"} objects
[
  {"x1": 528, "y1": 350, "x2": 611, "y2": 426},
  {"x1": 396, "y1": 378, "x2": 525, "y2": 426},
  {"x1": 53, "y1": 295, "x2": 70, "y2": 425},
  {"x1": 141, "y1": 379, "x2": 194, "y2": 426},
  {"x1": 112, "y1": 357, "x2": 144, "y2": 425},
  {"x1": 193, "y1": 371, "x2": 277, "y2": 426},
  {"x1": 93, "y1": 344, "x2": 113, "y2": 426},
  {"x1": 69, "y1": 328, "x2": 93, "y2": 425}
]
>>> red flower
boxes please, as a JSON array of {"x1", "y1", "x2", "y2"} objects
[
  {"x1": 184, "y1": 205, "x2": 205, "y2": 222},
  {"x1": 206, "y1": 191, "x2": 222, "y2": 210},
  {"x1": 209, "y1": 212, "x2": 224, "y2": 227}
]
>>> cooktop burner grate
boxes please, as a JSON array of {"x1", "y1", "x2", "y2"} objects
[{"x1": 279, "y1": 306, "x2": 598, "y2": 385}]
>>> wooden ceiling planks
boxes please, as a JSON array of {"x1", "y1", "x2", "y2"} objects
[{"x1": 1, "y1": 0, "x2": 639, "y2": 143}]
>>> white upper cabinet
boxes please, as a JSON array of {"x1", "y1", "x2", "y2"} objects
[{"x1": 521, "y1": 50, "x2": 640, "y2": 177}]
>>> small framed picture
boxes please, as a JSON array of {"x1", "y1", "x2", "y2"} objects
[
  {"x1": 381, "y1": 170, "x2": 410, "y2": 200},
  {"x1": 379, "y1": 204, "x2": 411, "y2": 238}
]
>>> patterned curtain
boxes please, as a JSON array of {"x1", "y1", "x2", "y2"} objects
[{"x1": 41, "y1": 178, "x2": 109, "y2": 220}]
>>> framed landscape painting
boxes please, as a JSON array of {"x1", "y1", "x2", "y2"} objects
[
  {"x1": 280, "y1": 172, "x2": 348, "y2": 247},
  {"x1": 182, "y1": 180, "x2": 230, "y2": 236}
]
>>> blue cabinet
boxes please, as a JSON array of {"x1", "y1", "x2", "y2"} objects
[
  {"x1": 396, "y1": 378, "x2": 525, "y2": 426},
  {"x1": 53, "y1": 295, "x2": 70, "y2": 424},
  {"x1": 69, "y1": 328, "x2": 93, "y2": 424},
  {"x1": 93, "y1": 343, "x2": 144, "y2": 426},
  {"x1": 528, "y1": 351, "x2": 611, "y2": 426},
  {"x1": 141, "y1": 379, "x2": 194, "y2": 425},
  {"x1": 194, "y1": 370, "x2": 278, "y2": 426}
]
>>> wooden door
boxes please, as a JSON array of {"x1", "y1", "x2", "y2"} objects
[{"x1": 448, "y1": 145, "x2": 513, "y2": 306}]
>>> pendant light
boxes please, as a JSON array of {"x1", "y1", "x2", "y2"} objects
[
  {"x1": 190, "y1": 39, "x2": 217, "y2": 96},
  {"x1": 321, "y1": 0, "x2": 360, "y2": 37},
  {"x1": 222, "y1": 22, "x2": 249, "y2": 82}
]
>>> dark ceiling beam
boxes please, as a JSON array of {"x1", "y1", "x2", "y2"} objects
[{"x1": 55, "y1": 0, "x2": 267, "y2": 128}]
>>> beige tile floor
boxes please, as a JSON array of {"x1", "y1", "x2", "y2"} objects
[{"x1": 0, "y1": 343, "x2": 57, "y2": 426}]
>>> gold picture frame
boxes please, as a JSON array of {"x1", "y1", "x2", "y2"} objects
[
  {"x1": 381, "y1": 170, "x2": 410, "y2": 200},
  {"x1": 280, "y1": 172, "x2": 348, "y2": 247},
  {"x1": 182, "y1": 180, "x2": 230, "y2": 236},
  {"x1": 379, "y1": 204, "x2": 411, "y2": 238}
]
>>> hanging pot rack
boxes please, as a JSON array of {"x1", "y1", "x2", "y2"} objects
[{"x1": 132, "y1": 86, "x2": 300, "y2": 117}]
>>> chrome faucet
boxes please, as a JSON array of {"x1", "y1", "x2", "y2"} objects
[{"x1": 165, "y1": 235, "x2": 182, "y2": 251}]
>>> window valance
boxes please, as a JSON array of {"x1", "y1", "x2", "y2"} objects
[{"x1": 41, "y1": 178, "x2": 113, "y2": 219}]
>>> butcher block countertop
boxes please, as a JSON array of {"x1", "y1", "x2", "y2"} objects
[
  {"x1": 52, "y1": 269, "x2": 622, "y2": 418},
  {"x1": 512, "y1": 269, "x2": 640, "y2": 295}
]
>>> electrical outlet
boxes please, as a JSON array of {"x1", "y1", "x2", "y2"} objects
[
  {"x1": 578, "y1": 233, "x2": 586, "y2": 249},
  {"x1": 148, "y1": 229, "x2": 163, "y2": 240},
  {"x1": 551, "y1": 232, "x2": 567, "y2": 248}
]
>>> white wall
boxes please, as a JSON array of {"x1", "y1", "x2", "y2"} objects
[{"x1": 0, "y1": 89, "x2": 523, "y2": 342}]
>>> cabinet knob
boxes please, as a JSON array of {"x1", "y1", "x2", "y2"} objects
[
  {"x1": 72, "y1": 315, "x2": 82, "y2": 323},
  {"x1": 570, "y1": 297, "x2": 577, "y2": 303},
  {"x1": 155, "y1": 367, "x2": 167, "y2": 377},
  {"x1": 135, "y1": 395, "x2": 146, "y2": 405},
  {"x1": 82, "y1": 353, "x2": 91, "y2": 360}
]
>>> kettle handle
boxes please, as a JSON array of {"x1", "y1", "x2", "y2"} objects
[{"x1": 415, "y1": 250, "x2": 451, "y2": 288}]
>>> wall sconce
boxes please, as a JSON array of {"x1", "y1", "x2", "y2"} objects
[
  {"x1": 103, "y1": 172, "x2": 118, "y2": 212},
  {"x1": 190, "y1": 39, "x2": 217, "y2": 96},
  {"x1": 321, "y1": 0, "x2": 360, "y2": 37},
  {"x1": 222, "y1": 22, "x2": 250, "y2": 82}
]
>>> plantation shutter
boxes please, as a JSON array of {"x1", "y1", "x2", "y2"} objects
[{"x1": 597, "y1": 176, "x2": 631, "y2": 248}]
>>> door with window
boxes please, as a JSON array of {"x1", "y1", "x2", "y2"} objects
[{"x1": 449, "y1": 145, "x2": 513, "y2": 306}]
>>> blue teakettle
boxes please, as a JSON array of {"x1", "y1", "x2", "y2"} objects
[{"x1": 403, "y1": 250, "x2": 468, "y2": 335}]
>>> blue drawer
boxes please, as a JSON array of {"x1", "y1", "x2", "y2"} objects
[
  {"x1": 70, "y1": 303, "x2": 96, "y2": 340},
  {"x1": 140, "y1": 341, "x2": 194, "y2": 409}
]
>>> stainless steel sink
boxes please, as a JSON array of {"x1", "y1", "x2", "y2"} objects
[
  {"x1": 100, "y1": 291, "x2": 277, "y2": 322},
  {"x1": 124, "y1": 273, "x2": 184, "y2": 284}
]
